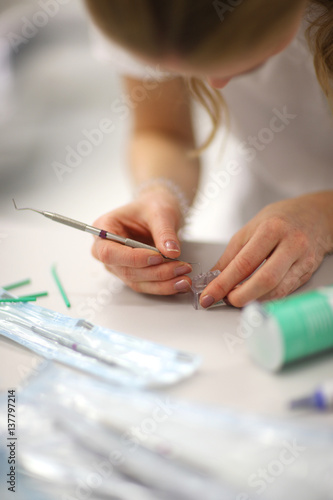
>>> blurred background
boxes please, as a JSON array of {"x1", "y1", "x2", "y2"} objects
[{"x1": 0, "y1": 0, "x2": 240, "y2": 242}]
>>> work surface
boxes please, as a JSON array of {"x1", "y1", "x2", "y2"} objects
[{"x1": 1, "y1": 220, "x2": 333, "y2": 425}]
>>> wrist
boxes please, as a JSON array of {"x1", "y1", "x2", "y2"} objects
[{"x1": 134, "y1": 177, "x2": 190, "y2": 224}]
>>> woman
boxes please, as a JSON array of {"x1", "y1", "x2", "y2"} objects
[{"x1": 85, "y1": 0, "x2": 333, "y2": 308}]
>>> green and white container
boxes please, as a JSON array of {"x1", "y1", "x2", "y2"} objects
[{"x1": 242, "y1": 286, "x2": 333, "y2": 371}]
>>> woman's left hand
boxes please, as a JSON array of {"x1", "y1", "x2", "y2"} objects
[{"x1": 200, "y1": 192, "x2": 333, "y2": 308}]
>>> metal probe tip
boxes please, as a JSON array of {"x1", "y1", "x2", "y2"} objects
[{"x1": 13, "y1": 199, "x2": 44, "y2": 216}]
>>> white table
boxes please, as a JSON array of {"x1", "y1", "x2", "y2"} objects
[{"x1": 1, "y1": 220, "x2": 332, "y2": 425}]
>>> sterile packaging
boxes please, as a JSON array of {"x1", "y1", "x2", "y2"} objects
[
  {"x1": 0, "y1": 288, "x2": 201, "y2": 388},
  {"x1": 1, "y1": 363, "x2": 333, "y2": 500}
]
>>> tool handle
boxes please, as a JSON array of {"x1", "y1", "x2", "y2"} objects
[
  {"x1": 44, "y1": 212, "x2": 88, "y2": 231},
  {"x1": 125, "y1": 238, "x2": 160, "y2": 253},
  {"x1": 43, "y1": 212, "x2": 162, "y2": 255}
]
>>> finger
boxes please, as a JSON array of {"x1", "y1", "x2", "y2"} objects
[
  {"x1": 92, "y1": 239, "x2": 165, "y2": 268},
  {"x1": 108, "y1": 261, "x2": 192, "y2": 283},
  {"x1": 105, "y1": 264, "x2": 192, "y2": 295},
  {"x1": 257, "y1": 258, "x2": 319, "y2": 302},
  {"x1": 226, "y1": 244, "x2": 295, "y2": 306},
  {"x1": 211, "y1": 229, "x2": 247, "y2": 272},
  {"x1": 228, "y1": 238, "x2": 324, "y2": 306},
  {"x1": 256, "y1": 274, "x2": 305, "y2": 302},
  {"x1": 129, "y1": 276, "x2": 192, "y2": 295},
  {"x1": 200, "y1": 230, "x2": 279, "y2": 308},
  {"x1": 147, "y1": 206, "x2": 182, "y2": 258}
]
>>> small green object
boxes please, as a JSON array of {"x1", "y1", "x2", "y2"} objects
[
  {"x1": 51, "y1": 265, "x2": 71, "y2": 308},
  {"x1": 18, "y1": 292, "x2": 48, "y2": 300},
  {"x1": 2, "y1": 279, "x2": 31, "y2": 291},
  {"x1": 0, "y1": 297, "x2": 37, "y2": 303}
]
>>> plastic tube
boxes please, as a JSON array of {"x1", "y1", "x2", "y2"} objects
[{"x1": 242, "y1": 285, "x2": 333, "y2": 371}]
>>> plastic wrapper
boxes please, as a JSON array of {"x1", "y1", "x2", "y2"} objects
[
  {"x1": 191, "y1": 270, "x2": 226, "y2": 309},
  {"x1": 0, "y1": 450, "x2": 53, "y2": 500},
  {"x1": 0, "y1": 364, "x2": 233, "y2": 500},
  {"x1": 0, "y1": 289, "x2": 200, "y2": 388},
  {"x1": 1, "y1": 363, "x2": 333, "y2": 500}
]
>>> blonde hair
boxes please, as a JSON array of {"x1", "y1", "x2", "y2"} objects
[
  {"x1": 306, "y1": 1, "x2": 333, "y2": 108},
  {"x1": 85, "y1": 0, "x2": 333, "y2": 152}
]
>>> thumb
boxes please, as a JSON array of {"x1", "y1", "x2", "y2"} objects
[
  {"x1": 211, "y1": 229, "x2": 247, "y2": 272},
  {"x1": 148, "y1": 206, "x2": 181, "y2": 257}
]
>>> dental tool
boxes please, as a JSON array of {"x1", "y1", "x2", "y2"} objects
[{"x1": 13, "y1": 199, "x2": 178, "y2": 260}]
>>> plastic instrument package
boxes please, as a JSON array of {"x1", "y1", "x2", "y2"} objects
[
  {"x1": 0, "y1": 288, "x2": 201, "y2": 388},
  {"x1": 1, "y1": 363, "x2": 333, "y2": 500},
  {"x1": 191, "y1": 270, "x2": 226, "y2": 309},
  {"x1": 0, "y1": 364, "x2": 234, "y2": 500},
  {"x1": 0, "y1": 450, "x2": 53, "y2": 500}
]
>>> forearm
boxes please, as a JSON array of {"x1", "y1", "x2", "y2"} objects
[
  {"x1": 128, "y1": 130, "x2": 200, "y2": 206},
  {"x1": 123, "y1": 75, "x2": 200, "y2": 208}
]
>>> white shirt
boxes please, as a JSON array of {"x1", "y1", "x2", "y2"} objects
[{"x1": 90, "y1": 16, "x2": 333, "y2": 230}]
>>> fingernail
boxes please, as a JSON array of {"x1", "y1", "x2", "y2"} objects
[
  {"x1": 175, "y1": 264, "x2": 192, "y2": 277},
  {"x1": 174, "y1": 279, "x2": 190, "y2": 292},
  {"x1": 201, "y1": 295, "x2": 215, "y2": 308},
  {"x1": 148, "y1": 255, "x2": 164, "y2": 266},
  {"x1": 165, "y1": 240, "x2": 180, "y2": 253}
]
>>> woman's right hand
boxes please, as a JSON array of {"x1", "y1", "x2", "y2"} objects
[{"x1": 91, "y1": 186, "x2": 193, "y2": 295}]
